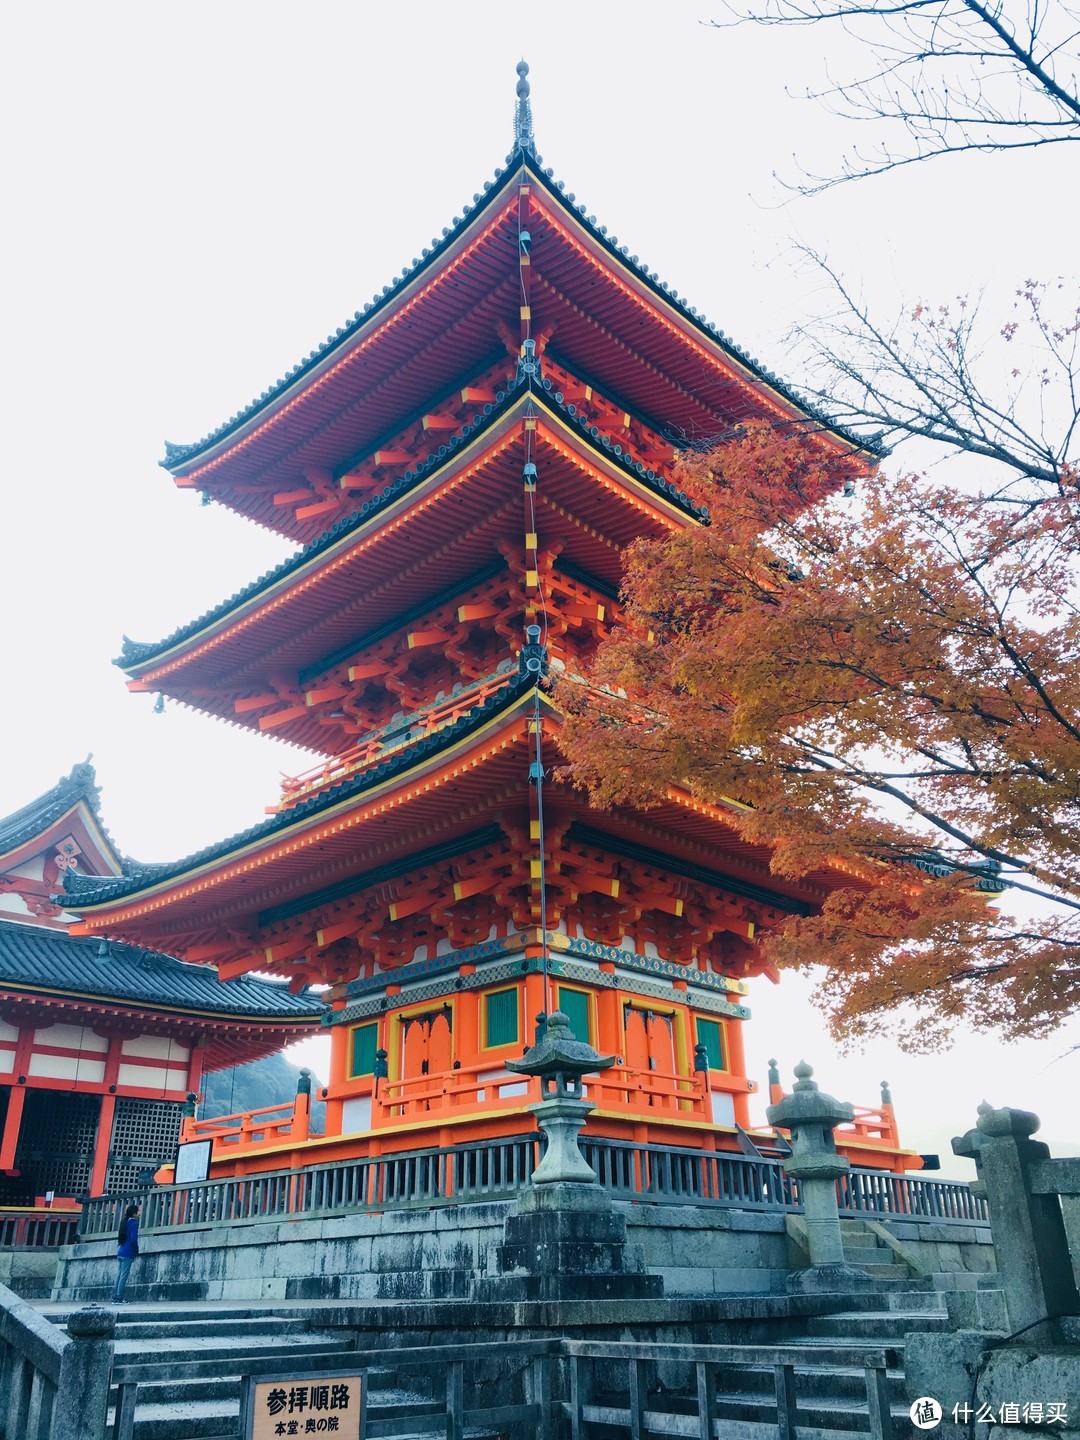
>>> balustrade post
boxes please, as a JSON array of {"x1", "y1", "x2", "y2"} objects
[
  {"x1": 5, "y1": 1352, "x2": 33, "y2": 1440},
  {"x1": 628, "y1": 1356, "x2": 646, "y2": 1440},
  {"x1": 953, "y1": 1102, "x2": 1079, "y2": 1339},
  {"x1": 774, "y1": 1364, "x2": 798, "y2": 1440},
  {"x1": 292, "y1": 1069, "x2": 312, "y2": 1144},
  {"x1": 52, "y1": 1305, "x2": 115, "y2": 1440},
  {"x1": 527, "y1": 1353, "x2": 554, "y2": 1440},
  {"x1": 569, "y1": 1354, "x2": 587, "y2": 1440},
  {"x1": 25, "y1": 1367, "x2": 50, "y2": 1440},
  {"x1": 446, "y1": 1360, "x2": 464, "y2": 1440},
  {"x1": 864, "y1": 1361, "x2": 894, "y2": 1440},
  {"x1": 695, "y1": 1361, "x2": 717, "y2": 1440}
]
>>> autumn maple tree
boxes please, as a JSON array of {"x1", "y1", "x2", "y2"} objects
[{"x1": 561, "y1": 286, "x2": 1080, "y2": 1047}]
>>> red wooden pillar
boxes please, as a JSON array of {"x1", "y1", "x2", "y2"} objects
[
  {"x1": 88, "y1": 1034, "x2": 123, "y2": 1196},
  {"x1": 186, "y1": 1036, "x2": 206, "y2": 1102},
  {"x1": 593, "y1": 963, "x2": 620, "y2": 1110},
  {"x1": 89, "y1": 1096, "x2": 116, "y2": 1198},
  {"x1": 327, "y1": 1012, "x2": 349, "y2": 1135},
  {"x1": 0, "y1": 1087, "x2": 26, "y2": 1172},
  {"x1": 725, "y1": 1018, "x2": 751, "y2": 1128},
  {"x1": 0, "y1": 1026, "x2": 35, "y2": 1171}
]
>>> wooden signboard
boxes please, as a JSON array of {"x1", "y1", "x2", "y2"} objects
[
  {"x1": 173, "y1": 1138, "x2": 213, "y2": 1185},
  {"x1": 242, "y1": 1370, "x2": 365, "y2": 1440}
]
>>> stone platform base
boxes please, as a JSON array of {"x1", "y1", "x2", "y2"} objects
[{"x1": 52, "y1": 1200, "x2": 994, "y2": 1306}]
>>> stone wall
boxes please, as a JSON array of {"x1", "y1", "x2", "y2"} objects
[
  {"x1": 0, "y1": 1247, "x2": 59, "y2": 1299},
  {"x1": 52, "y1": 1199, "x2": 993, "y2": 1304}
]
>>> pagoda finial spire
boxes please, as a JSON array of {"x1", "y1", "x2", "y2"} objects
[{"x1": 514, "y1": 60, "x2": 536, "y2": 154}]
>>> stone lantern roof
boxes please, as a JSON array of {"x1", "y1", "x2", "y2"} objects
[{"x1": 505, "y1": 1009, "x2": 616, "y2": 1081}]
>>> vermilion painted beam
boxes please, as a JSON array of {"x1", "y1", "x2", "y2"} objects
[{"x1": 258, "y1": 705, "x2": 309, "y2": 731}]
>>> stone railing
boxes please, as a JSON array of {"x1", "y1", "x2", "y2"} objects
[
  {"x1": 0, "y1": 1283, "x2": 112, "y2": 1440},
  {"x1": 78, "y1": 1132, "x2": 986, "y2": 1240}
]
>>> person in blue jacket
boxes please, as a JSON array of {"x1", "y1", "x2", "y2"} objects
[{"x1": 112, "y1": 1202, "x2": 141, "y2": 1303}]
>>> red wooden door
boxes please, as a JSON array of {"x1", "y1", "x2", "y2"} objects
[
  {"x1": 623, "y1": 1006, "x2": 677, "y2": 1109},
  {"x1": 400, "y1": 1006, "x2": 454, "y2": 1111}
]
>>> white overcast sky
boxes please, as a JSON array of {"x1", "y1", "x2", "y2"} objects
[{"x1": 1, "y1": 2, "x2": 1075, "y2": 1172}]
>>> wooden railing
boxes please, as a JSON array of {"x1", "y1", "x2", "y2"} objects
[
  {"x1": 179, "y1": 1093, "x2": 311, "y2": 1151},
  {"x1": 838, "y1": 1103, "x2": 900, "y2": 1149},
  {"x1": 110, "y1": 1334, "x2": 902, "y2": 1440},
  {"x1": 78, "y1": 1132, "x2": 987, "y2": 1240},
  {"x1": 275, "y1": 673, "x2": 513, "y2": 810},
  {"x1": 0, "y1": 1208, "x2": 80, "y2": 1249},
  {"x1": 839, "y1": 1167, "x2": 988, "y2": 1222}
]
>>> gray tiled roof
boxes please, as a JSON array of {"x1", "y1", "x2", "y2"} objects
[
  {"x1": 161, "y1": 152, "x2": 878, "y2": 473},
  {"x1": 65, "y1": 671, "x2": 533, "y2": 912},
  {"x1": 0, "y1": 919, "x2": 325, "y2": 1019},
  {"x1": 0, "y1": 762, "x2": 109, "y2": 859},
  {"x1": 122, "y1": 376, "x2": 704, "y2": 672}
]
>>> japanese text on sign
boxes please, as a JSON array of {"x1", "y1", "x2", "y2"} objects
[{"x1": 249, "y1": 1375, "x2": 362, "y2": 1440}]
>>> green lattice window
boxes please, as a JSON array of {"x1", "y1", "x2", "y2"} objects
[
  {"x1": 695, "y1": 1017, "x2": 725, "y2": 1071},
  {"x1": 484, "y1": 988, "x2": 519, "y2": 1048},
  {"x1": 350, "y1": 1023, "x2": 378, "y2": 1077},
  {"x1": 557, "y1": 986, "x2": 592, "y2": 1043}
]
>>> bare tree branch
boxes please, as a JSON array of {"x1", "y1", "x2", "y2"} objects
[{"x1": 711, "y1": 0, "x2": 1080, "y2": 189}]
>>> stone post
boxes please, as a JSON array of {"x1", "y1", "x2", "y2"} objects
[
  {"x1": 53, "y1": 1305, "x2": 114, "y2": 1440},
  {"x1": 952, "y1": 1102, "x2": 1079, "y2": 1339},
  {"x1": 767, "y1": 1061, "x2": 871, "y2": 1293}
]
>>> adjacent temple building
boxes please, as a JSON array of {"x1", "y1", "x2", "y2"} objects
[
  {"x1": 0, "y1": 763, "x2": 322, "y2": 1209},
  {"x1": 66, "y1": 67, "x2": 911, "y2": 1181}
]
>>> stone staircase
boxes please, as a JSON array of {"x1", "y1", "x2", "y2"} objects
[
  {"x1": 36, "y1": 1292, "x2": 952, "y2": 1440},
  {"x1": 839, "y1": 1220, "x2": 920, "y2": 1285},
  {"x1": 42, "y1": 1305, "x2": 502, "y2": 1440}
]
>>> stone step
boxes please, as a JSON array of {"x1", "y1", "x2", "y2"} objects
[
  {"x1": 110, "y1": 1390, "x2": 501, "y2": 1440},
  {"x1": 709, "y1": 1362, "x2": 907, "y2": 1402},
  {"x1": 45, "y1": 1304, "x2": 295, "y2": 1324},
  {"x1": 712, "y1": 1391, "x2": 918, "y2": 1435},
  {"x1": 110, "y1": 1339, "x2": 358, "y2": 1388},
  {"x1": 859, "y1": 1263, "x2": 912, "y2": 1281},
  {"x1": 880, "y1": 1293, "x2": 947, "y2": 1313},
  {"x1": 806, "y1": 1311, "x2": 950, "y2": 1339},
  {"x1": 106, "y1": 1315, "x2": 313, "y2": 1341},
  {"x1": 108, "y1": 1377, "x2": 446, "y2": 1437},
  {"x1": 842, "y1": 1245, "x2": 890, "y2": 1265},
  {"x1": 585, "y1": 1398, "x2": 916, "y2": 1440}
]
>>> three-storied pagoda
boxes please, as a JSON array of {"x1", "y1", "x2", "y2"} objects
[{"x1": 67, "y1": 69, "x2": 911, "y2": 1175}]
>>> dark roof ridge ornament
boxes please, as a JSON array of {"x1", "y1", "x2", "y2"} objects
[{"x1": 513, "y1": 59, "x2": 536, "y2": 155}]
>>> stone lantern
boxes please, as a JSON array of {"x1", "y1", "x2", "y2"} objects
[
  {"x1": 505, "y1": 1009, "x2": 615, "y2": 1185},
  {"x1": 767, "y1": 1060, "x2": 870, "y2": 1292},
  {"x1": 482, "y1": 1009, "x2": 662, "y2": 1301}
]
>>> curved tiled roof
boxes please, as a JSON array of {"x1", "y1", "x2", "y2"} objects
[
  {"x1": 121, "y1": 375, "x2": 705, "y2": 673},
  {"x1": 65, "y1": 671, "x2": 534, "y2": 911},
  {"x1": 0, "y1": 762, "x2": 104, "y2": 858},
  {"x1": 0, "y1": 919, "x2": 325, "y2": 1019},
  {"x1": 161, "y1": 148, "x2": 877, "y2": 474}
]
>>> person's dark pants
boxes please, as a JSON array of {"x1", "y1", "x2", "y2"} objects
[{"x1": 112, "y1": 1256, "x2": 133, "y2": 1303}]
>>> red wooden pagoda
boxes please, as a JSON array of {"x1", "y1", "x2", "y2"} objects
[{"x1": 68, "y1": 67, "x2": 912, "y2": 1176}]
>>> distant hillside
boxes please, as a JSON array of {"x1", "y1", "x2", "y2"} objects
[{"x1": 201, "y1": 1051, "x2": 325, "y2": 1135}]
